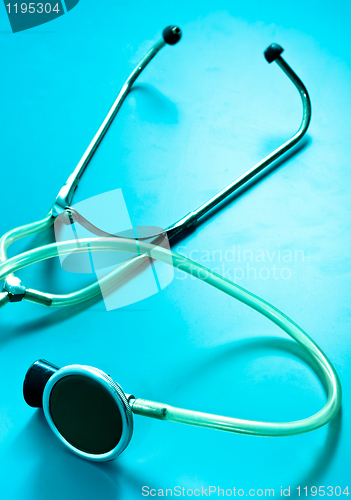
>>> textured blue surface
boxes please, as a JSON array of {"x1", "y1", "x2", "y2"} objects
[{"x1": 1, "y1": 1, "x2": 350, "y2": 499}]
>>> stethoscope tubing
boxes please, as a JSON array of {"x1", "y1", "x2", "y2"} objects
[{"x1": 0, "y1": 236, "x2": 342, "y2": 437}]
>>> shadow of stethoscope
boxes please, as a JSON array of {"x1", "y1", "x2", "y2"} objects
[
  {"x1": 0, "y1": 127, "x2": 311, "y2": 344},
  {"x1": 153, "y1": 336, "x2": 342, "y2": 488},
  {"x1": 10, "y1": 411, "x2": 149, "y2": 500},
  {"x1": 10, "y1": 336, "x2": 341, "y2": 498},
  {"x1": 0, "y1": 35, "x2": 338, "y2": 496},
  {"x1": 126, "y1": 83, "x2": 179, "y2": 124}
]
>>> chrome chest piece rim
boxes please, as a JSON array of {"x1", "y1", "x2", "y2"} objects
[{"x1": 42, "y1": 365, "x2": 133, "y2": 462}]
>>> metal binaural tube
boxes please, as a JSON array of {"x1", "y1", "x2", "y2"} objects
[
  {"x1": 166, "y1": 47, "x2": 312, "y2": 237},
  {"x1": 51, "y1": 40, "x2": 167, "y2": 216},
  {"x1": 0, "y1": 27, "x2": 182, "y2": 309},
  {"x1": 52, "y1": 27, "x2": 182, "y2": 216}
]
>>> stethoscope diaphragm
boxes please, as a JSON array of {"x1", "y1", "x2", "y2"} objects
[{"x1": 24, "y1": 360, "x2": 133, "y2": 461}]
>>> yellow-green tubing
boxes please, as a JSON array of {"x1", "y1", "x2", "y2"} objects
[
  {"x1": 0, "y1": 214, "x2": 54, "y2": 265},
  {"x1": 0, "y1": 214, "x2": 151, "y2": 307},
  {"x1": 0, "y1": 238, "x2": 342, "y2": 437}
]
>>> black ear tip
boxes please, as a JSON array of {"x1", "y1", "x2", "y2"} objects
[
  {"x1": 162, "y1": 25, "x2": 182, "y2": 45},
  {"x1": 23, "y1": 359, "x2": 60, "y2": 408},
  {"x1": 264, "y1": 43, "x2": 284, "y2": 63}
]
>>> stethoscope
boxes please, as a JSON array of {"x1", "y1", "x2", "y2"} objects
[
  {"x1": 0, "y1": 26, "x2": 342, "y2": 462},
  {"x1": 0, "y1": 25, "x2": 310, "y2": 308}
]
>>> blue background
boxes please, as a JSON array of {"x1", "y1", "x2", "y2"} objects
[{"x1": 0, "y1": 1, "x2": 350, "y2": 499}]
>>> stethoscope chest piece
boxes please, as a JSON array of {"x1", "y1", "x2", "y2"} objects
[{"x1": 24, "y1": 360, "x2": 133, "y2": 461}]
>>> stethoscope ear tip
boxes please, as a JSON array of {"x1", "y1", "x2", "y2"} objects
[
  {"x1": 264, "y1": 43, "x2": 284, "y2": 63},
  {"x1": 162, "y1": 25, "x2": 182, "y2": 45}
]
